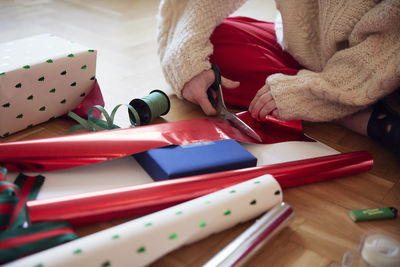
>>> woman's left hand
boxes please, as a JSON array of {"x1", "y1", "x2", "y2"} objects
[{"x1": 249, "y1": 83, "x2": 279, "y2": 120}]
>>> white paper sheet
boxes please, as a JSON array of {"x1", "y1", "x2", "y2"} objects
[
  {"x1": 6, "y1": 140, "x2": 338, "y2": 200},
  {"x1": 243, "y1": 140, "x2": 339, "y2": 166}
]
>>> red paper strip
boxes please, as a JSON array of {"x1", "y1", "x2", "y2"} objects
[
  {"x1": 0, "y1": 114, "x2": 310, "y2": 172},
  {"x1": 27, "y1": 151, "x2": 372, "y2": 226}
]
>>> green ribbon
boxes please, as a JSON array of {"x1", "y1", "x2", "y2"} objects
[
  {"x1": 9, "y1": 174, "x2": 44, "y2": 230},
  {"x1": 0, "y1": 221, "x2": 78, "y2": 263},
  {"x1": 0, "y1": 169, "x2": 78, "y2": 264},
  {"x1": 0, "y1": 167, "x2": 7, "y2": 180},
  {"x1": 68, "y1": 104, "x2": 140, "y2": 132},
  {"x1": 0, "y1": 181, "x2": 20, "y2": 230}
]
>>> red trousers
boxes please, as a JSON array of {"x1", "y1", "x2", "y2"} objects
[{"x1": 209, "y1": 17, "x2": 302, "y2": 109}]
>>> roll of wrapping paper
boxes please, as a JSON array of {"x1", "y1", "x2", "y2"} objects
[
  {"x1": 203, "y1": 202, "x2": 294, "y2": 267},
  {"x1": 6, "y1": 175, "x2": 282, "y2": 267},
  {"x1": 27, "y1": 151, "x2": 373, "y2": 226},
  {"x1": 0, "y1": 112, "x2": 312, "y2": 172}
]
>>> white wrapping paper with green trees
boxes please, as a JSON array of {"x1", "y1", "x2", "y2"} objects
[{"x1": 5, "y1": 174, "x2": 282, "y2": 267}]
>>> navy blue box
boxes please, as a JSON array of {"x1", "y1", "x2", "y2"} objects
[{"x1": 133, "y1": 139, "x2": 257, "y2": 181}]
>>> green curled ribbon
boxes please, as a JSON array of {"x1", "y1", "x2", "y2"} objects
[{"x1": 68, "y1": 104, "x2": 141, "y2": 133}]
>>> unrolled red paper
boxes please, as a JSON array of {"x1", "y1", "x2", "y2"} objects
[
  {"x1": 0, "y1": 113, "x2": 311, "y2": 172},
  {"x1": 27, "y1": 151, "x2": 372, "y2": 226}
]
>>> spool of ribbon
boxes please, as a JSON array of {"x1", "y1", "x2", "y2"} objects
[
  {"x1": 128, "y1": 90, "x2": 171, "y2": 125},
  {"x1": 67, "y1": 90, "x2": 170, "y2": 132}
]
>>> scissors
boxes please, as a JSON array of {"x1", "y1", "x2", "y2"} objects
[{"x1": 206, "y1": 64, "x2": 263, "y2": 143}]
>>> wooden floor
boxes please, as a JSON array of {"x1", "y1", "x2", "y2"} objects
[{"x1": 1, "y1": 0, "x2": 399, "y2": 266}]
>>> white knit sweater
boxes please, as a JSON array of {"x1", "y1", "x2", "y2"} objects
[{"x1": 156, "y1": 0, "x2": 400, "y2": 121}]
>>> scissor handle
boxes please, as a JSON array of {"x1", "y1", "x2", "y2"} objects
[{"x1": 206, "y1": 64, "x2": 221, "y2": 109}]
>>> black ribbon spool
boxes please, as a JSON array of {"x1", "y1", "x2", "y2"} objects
[{"x1": 128, "y1": 90, "x2": 171, "y2": 125}]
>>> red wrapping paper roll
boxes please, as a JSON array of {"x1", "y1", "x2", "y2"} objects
[
  {"x1": 27, "y1": 151, "x2": 372, "y2": 226},
  {"x1": 0, "y1": 114, "x2": 311, "y2": 172}
]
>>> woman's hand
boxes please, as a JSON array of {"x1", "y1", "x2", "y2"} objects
[
  {"x1": 249, "y1": 83, "x2": 279, "y2": 120},
  {"x1": 182, "y1": 68, "x2": 240, "y2": 115}
]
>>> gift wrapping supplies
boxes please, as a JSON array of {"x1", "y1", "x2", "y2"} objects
[
  {"x1": 27, "y1": 150, "x2": 372, "y2": 226},
  {"x1": 0, "y1": 34, "x2": 97, "y2": 136},
  {"x1": 0, "y1": 112, "x2": 312, "y2": 173},
  {"x1": 133, "y1": 139, "x2": 258, "y2": 181},
  {"x1": 0, "y1": 109, "x2": 373, "y2": 264},
  {"x1": 5, "y1": 174, "x2": 283, "y2": 267}
]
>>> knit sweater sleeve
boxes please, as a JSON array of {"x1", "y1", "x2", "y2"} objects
[
  {"x1": 156, "y1": 0, "x2": 246, "y2": 98},
  {"x1": 268, "y1": 1, "x2": 400, "y2": 122}
]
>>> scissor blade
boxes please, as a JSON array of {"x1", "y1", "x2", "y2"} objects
[
  {"x1": 224, "y1": 113, "x2": 263, "y2": 142},
  {"x1": 215, "y1": 83, "x2": 262, "y2": 142}
]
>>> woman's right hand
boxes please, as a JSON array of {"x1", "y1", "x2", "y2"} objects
[{"x1": 182, "y1": 68, "x2": 240, "y2": 116}]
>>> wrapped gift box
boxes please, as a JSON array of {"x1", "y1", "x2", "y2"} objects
[
  {"x1": 133, "y1": 139, "x2": 258, "y2": 181},
  {"x1": 0, "y1": 34, "x2": 97, "y2": 136}
]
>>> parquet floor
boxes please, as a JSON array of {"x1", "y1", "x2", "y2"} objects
[{"x1": 1, "y1": 1, "x2": 399, "y2": 266}]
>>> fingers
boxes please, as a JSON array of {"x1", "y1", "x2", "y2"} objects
[
  {"x1": 198, "y1": 90, "x2": 218, "y2": 115},
  {"x1": 249, "y1": 84, "x2": 278, "y2": 120},
  {"x1": 181, "y1": 68, "x2": 240, "y2": 116},
  {"x1": 271, "y1": 109, "x2": 279, "y2": 118},
  {"x1": 182, "y1": 69, "x2": 218, "y2": 116},
  {"x1": 221, "y1": 76, "x2": 240, "y2": 89},
  {"x1": 250, "y1": 92, "x2": 275, "y2": 118},
  {"x1": 249, "y1": 84, "x2": 271, "y2": 114},
  {"x1": 200, "y1": 69, "x2": 219, "y2": 115},
  {"x1": 258, "y1": 100, "x2": 277, "y2": 119}
]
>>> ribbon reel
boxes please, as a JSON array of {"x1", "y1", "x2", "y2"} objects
[
  {"x1": 128, "y1": 90, "x2": 170, "y2": 125},
  {"x1": 68, "y1": 90, "x2": 170, "y2": 132}
]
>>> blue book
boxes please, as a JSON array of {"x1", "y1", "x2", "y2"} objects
[{"x1": 133, "y1": 139, "x2": 257, "y2": 181}]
